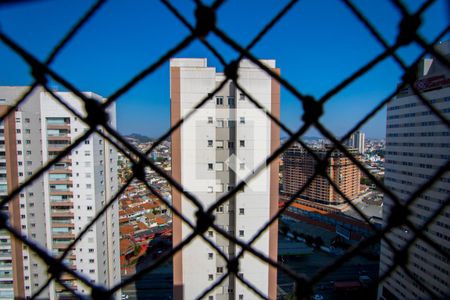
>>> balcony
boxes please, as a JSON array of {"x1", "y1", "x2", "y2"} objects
[
  {"x1": 52, "y1": 232, "x2": 75, "y2": 239},
  {"x1": 47, "y1": 124, "x2": 70, "y2": 130},
  {"x1": 51, "y1": 201, "x2": 73, "y2": 208},
  {"x1": 47, "y1": 136, "x2": 71, "y2": 142},
  {"x1": 51, "y1": 211, "x2": 74, "y2": 218},
  {"x1": 53, "y1": 243, "x2": 70, "y2": 250},
  {"x1": 49, "y1": 179, "x2": 73, "y2": 185},
  {"x1": 47, "y1": 146, "x2": 69, "y2": 152},
  {"x1": 49, "y1": 190, "x2": 73, "y2": 196},
  {"x1": 51, "y1": 222, "x2": 74, "y2": 228}
]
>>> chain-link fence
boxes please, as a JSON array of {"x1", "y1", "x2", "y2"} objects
[{"x1": 0, "y1": 0, "x2": 449, "y2": 299}]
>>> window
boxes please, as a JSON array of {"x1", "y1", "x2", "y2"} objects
[
  {"x1": 87, "y1": 206, "x2": 93, "y2": 210},
  {"x1": 209, "y1": 296, "x2": 213, "y2": 300},
  {"x1": 208, "y1": 253, "x2": 213, "y2": 260},
  {"x1": 25, "y1": 118, "x2": 30, "y2": 123},
  {"x1": 239, "y1": 208, "x2": 245, "y2": 215},
  {"x1": 16, "y1": 129, "x2": 21, "y2": 133},
  {"x1": 239, "y1": 230, "x2": 244, "y2": 237},
  {"x1": 208, "y1": 230, "x2": 214, "y2": 237},
  {"x1": 216, "y1": 183, "x2": 224, "y2": 192},
  {"x1": 216, "y1": 119, "x2": 224, "y2": 128},
  {"x1": 84, "y1": 151, "x2": 91, "y2": 156},
  {"x1": 228, "y1": 141, "x2": 234, "y2": 149},
  {"x1": 208, "y1": 274, "x2": 213, "y2": 281},
  {"x1": 84, "y1": 140, "x2": 90, "y2": 144},
  {"x1": 228, "y1": 120, "x2": 236, "y2": 127},
  {"x1": 216, "y1": 140, "x2": 224, "y2": 149},
  {"x1": 207, "y1": 117, "x2": 213, "y2": 124},
  {"x1": 240, "y1": 117, "x2": 245, "y2": 124},
  {"x1": 208, "y1": 163, "x2": 213, "y2": 171},
  {"x1": 216, "y1": 206, "x2": 224, "y2": 213},
  {"x1": 89, "y1": 249, "x2": 94, "y2": 253},
  {"x1": 228, "y1": 96, "x2": 235, "y2": 106},
  {"x1": 26, "y1": 140, "x2": 31, "y2": 144},
  {"x1": 86, "y1": 184, "x2": 92, "y2": 189},
  {"x1": 240, "y1": 163, "x2": 245, "y2": 170},
  {"x1": 227, "y1": 185, "x2": 234, "y2": 192},
  {"x1": 207, "y1": 140, "x2": 213, "y2": 147},
  {"x1": 216, "y1": 96, "x2": 223, "y2": 105},
  {"x1": 240, "y1": 140, "x2": 245, "y2": 147},
  {"x1": 239, "y1": 294, "x2": 244, "y2": 300},
  {"x1": 25, "y1": 129, "x2": 30, "y2": 134},
  {"x1": 239, "y1": 93, "x2": 245, "y2": 100},
  {"x1": 217, "y1": 267, "x2": 223, "y2": 273},
  {"x1": 215, "y1": 162, "x2": 224, "y2": 171}
]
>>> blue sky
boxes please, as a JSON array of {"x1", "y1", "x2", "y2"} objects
[{"x1": 0, "y1": 0, "x2": 448, "y2": 138}]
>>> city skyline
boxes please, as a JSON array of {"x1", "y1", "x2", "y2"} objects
[
  {"x1": 0, "y1": 1, "x2": 449, "y2": 299},
  {"x1": 0, "y1": 1, "x2": 448, "y2": 139}
]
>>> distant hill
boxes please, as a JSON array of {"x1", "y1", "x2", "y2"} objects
[{"x1": 124, "y1": 133, "x2": 153, "y2": 143}]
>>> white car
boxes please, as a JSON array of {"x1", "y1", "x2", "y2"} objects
[
  {"x1": 313, "y1": 295, "x2": 324, "y2": 300},
  {"x1": 121, "y1": 294, "x2": 129, "y2": 300}
]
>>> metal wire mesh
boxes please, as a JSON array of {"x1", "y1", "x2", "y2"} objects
[{"x1": 0, "y1": 0, "x2": 449, "y2": 299}]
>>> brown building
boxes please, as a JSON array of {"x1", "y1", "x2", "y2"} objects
[{"x1": 283, "y1": 144, "x2": 361, "y2": 205}]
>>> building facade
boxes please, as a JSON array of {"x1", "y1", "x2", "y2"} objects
[
  {"x1": 170, "y1": 58, "x2": 279, "y2": 300},
  {"x1": 346, "y1": 130, "x2": 365, "y2": 154},
  {"x1": 0, "y1": 87, "x2": 120, "y2": 299},
  {"x1": 378, "y1": 41, "x2": 450, "y2": 299},
  {"x1": 283, "y1": 144, "x2": 361, "y2": 205}
]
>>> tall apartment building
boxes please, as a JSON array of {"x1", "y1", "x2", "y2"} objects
[
  {"x1": 283, "y1": 144, "x2": 361, "y2": 205},
  {"x1": 346, "y1": 130, "x2": 365, "y2": 154},
  {"x1": 379, "y1": 41, "x2": 450, "y2": 299},
  {"x1": 170, "y1": 58, "x2": 279, "y2": 300},
  {"x1": 0, "y1": 86, "x2": 120, "y2": 299}
]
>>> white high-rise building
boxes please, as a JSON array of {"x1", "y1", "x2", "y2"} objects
[
  {"x1": 0, "y1": 87, "x2": 120, "y2": 299},
  {"x1": 378, "y1": 41, "x2": 450, "y2": 299},
  {"x1": 346, "y1": 130, "x2": 365, "y2": 154},
  {"x1": 170, "y1": 58, "x2": 279, "y2": 300}
]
